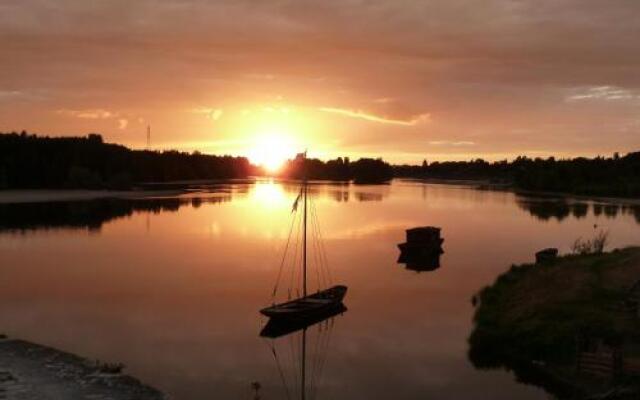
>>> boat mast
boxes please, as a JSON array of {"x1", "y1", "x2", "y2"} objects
[
  {"x1": 302, "y1": 151, "x2": 308, "y2": 298},
  {"x1": 301, "y1": 327, "x2": 307, "y2": 400}
]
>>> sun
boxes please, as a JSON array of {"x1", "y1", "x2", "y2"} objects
[{"x1": 247, "y1": 132, "x2": 297, "y2": 173}]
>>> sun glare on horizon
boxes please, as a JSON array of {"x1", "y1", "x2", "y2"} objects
[{"x1": 247, "y1": 132, "x2": 298, "y2": 173}]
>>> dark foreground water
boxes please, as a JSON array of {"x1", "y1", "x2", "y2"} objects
[{"x1": 1, "y1": 180, "x2": 639, "y2": 399}]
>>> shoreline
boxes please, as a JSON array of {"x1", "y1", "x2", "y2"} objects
[
  {"x1": 1, "y1": 178, "x2": 639, "y2": 206},
  {"x1": 0, "y1": 189, "x2": 190, "y2": 204},
  {"x1": 0, "y1": 336, "x2": 164, "y2": 399},
  {"x1": 469, "y1": 247, "x2": 640, "y2": 398},
  {"x1": 399, "y1": 177, "x2": 640, "y2": 206}
]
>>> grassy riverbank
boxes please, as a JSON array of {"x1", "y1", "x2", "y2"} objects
[{"x1": 469, "y1": 247, "x2": 640, "y2": 398}]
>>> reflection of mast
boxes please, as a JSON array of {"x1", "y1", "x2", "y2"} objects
[
  {"x1": 301, "y1": 328, "x2": 307, "y2": 400},
  {"x1": 302, "y1": 152, "x2": 308, "y2": 297},
  {"x1": 261, "y1": 304, "x2": 347, "y2": 400}
]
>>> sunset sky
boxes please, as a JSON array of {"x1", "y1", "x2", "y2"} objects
[{"x1": 1, "y1": 0, "x2": 639, "y2": 164}]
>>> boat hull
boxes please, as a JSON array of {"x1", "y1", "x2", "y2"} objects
[{"x1": 260, "y1": 285, "x2": 347, "y2": 319}]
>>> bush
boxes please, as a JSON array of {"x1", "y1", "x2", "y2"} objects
[{"x1": 571, "y1": 230, "x2": 609, "y2": 255}]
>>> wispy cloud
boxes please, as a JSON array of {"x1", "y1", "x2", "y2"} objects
[
  {"x1": 566, "y1": 86, "x2": 637, "y2": 102},
  {"x1": 429, "y1": 140, "x2": 475, "y2": 146},
  {"x1": 118, "y1": 118, "x2": 128, "y2": 129},
  {"x1": 319, "y1": 107, "x2": 430, "y2": 126},
  {"x1": 190, "y1": 107, "x2": 223, "y2": 120},
  {"x1": 0, "y1": 90, "x2": 24, "y2": 100},
  {"x1": 57, "y1": 109, "x2": 113, "y2": 119},
  {"x1": 373, "y1": 97, "x2": 395, "y2": 104}
]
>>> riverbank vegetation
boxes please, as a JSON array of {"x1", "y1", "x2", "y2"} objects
[
  {"x1": 2, "y1": 132, "x2": 638, "y2": 196},
  {"x1": 0, "y1": 132, "x2": 254, "y2": 189},
  {"x1": 395, "y1": 152, "x2": 640, "y2": 198},
  {"x1": 0, "y1": 132, "x2": 394, "y2": 189},
  {"x1": 469, "y1": 247, "x2": 640, "y2": 397}
]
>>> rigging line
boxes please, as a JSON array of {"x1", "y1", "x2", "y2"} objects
[
  {"x1": 313, "y1": 317, "x2": 333, "y2": 400},
  {"x1": 293, "y1": 222, "x2": 302, "y2": 299},
  {"x1": 307, "y1": 199, "x2": 323, "y2": 290},
  {"x1": 320, "y1": 318, "x2": 336, "y2": 379},
  {"x1": 272, "y1": 206, "x2": 299, "y2": 298},
  {"x1": 310, "y1": 200, "x2": 331, "y2": 286},
  {"x1": 265, "y1": 339, "x2": 292, "y2": 400},
  {"x1": 309, "y1": 330, "x2": 324, "y2": 400},
  {"x1": 295, "y1": 331, "x2": 304, "y2": 396},
  {"x1": 309, "y1": 320, "x2": 327, "y2": 399},
  {"x1": 312, "y1": 200, "x2": 333, "y2": 285},
  {"x1": 310, "y1": 201, "x2": 324, "y2": 291},
  {"x1": 309, "y1": 199, "x2": 325, "y2": 279},
  {"x1": 288, "y1": 333, "x2": 300, "y2": 397},
  {"x1": 313, "y1": 317, "x2": 336, "y2": 400},
  {"x1": 308, "y1": 322, "x2": 323, "y2": 396},
  {"x1": 288, "y1": 210, "x2": 303, "y2": 299},
  {"x1": 315, "y1": 203, "x2": 330, "y2": 288}
]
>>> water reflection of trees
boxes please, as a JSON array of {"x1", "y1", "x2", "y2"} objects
[
  {"x1": 516, "y1": 196, "x2": 640, "y2": 224},
  {"x1": 0, "y1": 196, "x2": 231, "y2": 233}
]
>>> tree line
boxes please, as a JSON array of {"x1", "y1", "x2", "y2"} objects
[
  {"x1": 0, "y1": 132, "x2": 394, "y2": 189},
  {"x1": 0, "y1": 131, "x2": 253, "y2": 189},
  {"x1": 2, "y1": 132, "x2": 638, "y2": 197},
  {"x1": 394, "y1": 153, "x2": 640, "y2": 197},
  {"x1": 280, "y1": 154, "x2": 393, "y2": 183}
]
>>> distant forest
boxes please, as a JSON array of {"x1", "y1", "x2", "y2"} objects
[
  {"x1": 0, "y1": 131, "x2": 253, "y2": 189},
  {"x1": 281, "y1": 155, "x2": 393, "y2": 183},
  {"x1": 395, "y1": 153, "x2": 640, "y2": 197},
  {"x1": 0, "y1": 132, "x2": 393, "y2": 189},
  {"x1": 1, "y1": 132, "x2": 639, "y2": 197}
]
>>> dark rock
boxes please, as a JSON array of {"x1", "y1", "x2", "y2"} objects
[{"x1": 536, "y1": 248, "x2": 558, "y2": 264}]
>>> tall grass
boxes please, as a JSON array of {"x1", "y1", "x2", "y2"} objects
[{"x1": 571, "y1": 230, "x2": 609, "y2": 255}]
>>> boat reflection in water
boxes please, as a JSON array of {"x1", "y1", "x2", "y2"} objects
[
  {"x1": 261, "y1": 303, "x2": 347, "y2": 339},
  {"x1": 397, "y1": 251, "x2": 442, "y2": 272},
  {"x1": 260, "y1": 305, "x2": 348, "y2": 400}
]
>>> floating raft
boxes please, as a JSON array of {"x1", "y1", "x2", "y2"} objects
[
  {"x1": 398, "y1": 226, "x2": 444, "y2": 257},
  {"x1": 397, "y1": 226, "x2": 444, "y2": 272}
]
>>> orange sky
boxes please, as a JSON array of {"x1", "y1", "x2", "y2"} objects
[{"x1": 1, "y1": 1, "x2": 639, "y2": 164}]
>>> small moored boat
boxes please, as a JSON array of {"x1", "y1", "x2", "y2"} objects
[
  {"x1": 260, "y1": 152, "x2": 348, "y2": 321},
  {"x1": 260, "y1": 285, "x2": 347, "y2": 318}
]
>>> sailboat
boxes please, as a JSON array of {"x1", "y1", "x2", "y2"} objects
[{"x1": 260, "y1": 152, "x2": 348, "y2": 320}]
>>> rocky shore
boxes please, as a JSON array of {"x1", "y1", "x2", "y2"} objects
[{"x1": 0, "y1": 336, "x2": 164, "y2": 400}]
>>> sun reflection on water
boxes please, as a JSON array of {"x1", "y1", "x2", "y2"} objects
[{"x1": 250, "y1": 179, "x2": 289, "y2": 209}]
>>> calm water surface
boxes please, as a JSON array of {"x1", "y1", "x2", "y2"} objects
[{"x1": 1, "y1": 180, "x2": 639, "y2": 399}]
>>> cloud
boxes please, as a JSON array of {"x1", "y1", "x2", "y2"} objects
[
  {"x1": 190, "y1": 107, "x2": 223, "y2": 120},
  {"x1": 3, "y1": 1, "x2": 640, "y2": 160},
  {"x1": 118, "y1": 118, "x2": 128, "y2": 129},
  {"x1": 57, "y1": 109, "x2": 113, "y2": 119},
  {"x1": 0, "y1": 90, "x2": 23, "y2": 100},
  {"x1": 429, "y1": 140, "x2": 475, "y2": 146},
  {"x1": 373, "y1": 97, "x2": 395, "y2": 104},
  {"x1": 566, "y1": 86, "x2": 637, "y2": 102},
  {"x1": 319, "y1": 107, "x2": 430, "y2": 126}
]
